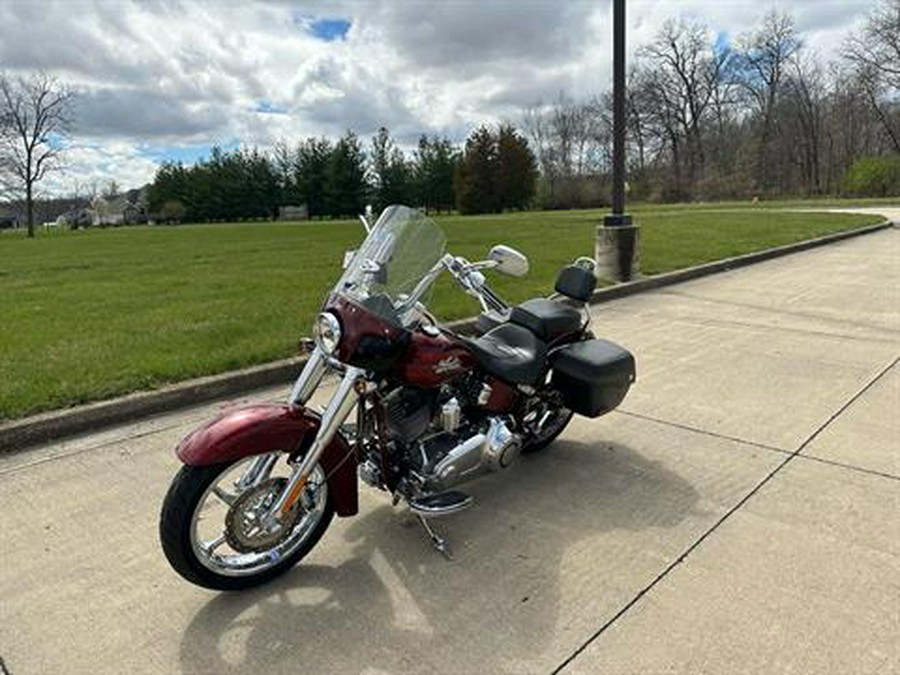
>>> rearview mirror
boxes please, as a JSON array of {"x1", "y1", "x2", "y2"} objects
[{"x1": 488, "y1": 245, "x2": 529, "y2": 277}]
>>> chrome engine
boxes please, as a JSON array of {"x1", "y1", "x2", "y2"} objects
[
  {"x1": 373, "y1": 384, "x2": 523, "y2": 494},
  {"x1": 419, "y1": 417, "x2": 521, "y2": 490}
]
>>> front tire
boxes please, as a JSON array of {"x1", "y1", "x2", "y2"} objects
[{"x1": 159, "y1": 455, "x2": 334, "y2": 591}]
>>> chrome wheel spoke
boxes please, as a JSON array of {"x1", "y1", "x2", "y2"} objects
[
  {"x1": 212, "y1": 486, "x2": 237, "y2": 506},
  {"x1": 201, "y1": 534, "x2": 227, "y2": 555},
  {"x1": 236, "y1": 453, "x2": 279, "y2": 490}
]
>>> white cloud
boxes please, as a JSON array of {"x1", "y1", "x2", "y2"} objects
[
  {"x1": 0, "y1": 0, "x2": 877, "y2": 194},
  {"x1": 43, "y1": 140, "x2": 160, "y2": 195}
]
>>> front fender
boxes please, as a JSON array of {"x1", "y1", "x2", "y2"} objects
[{"x1": 175, "y1": 404, "x2": 358, "y2": 517}]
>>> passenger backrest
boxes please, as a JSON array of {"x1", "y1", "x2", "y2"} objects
[{"x1": 554, "y1": 265, "x2": 597, "y2": 302}]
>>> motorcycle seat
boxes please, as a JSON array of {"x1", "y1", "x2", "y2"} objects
[
  {"x1": 510, "y1": 298, "x2": 584, "y2": 343},
  {"x1": 464, "y1": 323, "x2": 547, "y2": 385}
]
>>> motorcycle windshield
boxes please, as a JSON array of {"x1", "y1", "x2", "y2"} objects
[{"x1": 335, "y1": 205, "x2": 446, "y2": 324}]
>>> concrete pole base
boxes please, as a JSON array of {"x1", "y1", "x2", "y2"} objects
[{"x1": 595, "y1": 221, "x2": 640, "y2": 282}]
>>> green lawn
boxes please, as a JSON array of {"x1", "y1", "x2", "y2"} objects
[{"x1": 0, "y1": 204, "x2": 887, "y2": 420}]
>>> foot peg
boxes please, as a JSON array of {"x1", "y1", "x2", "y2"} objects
[{"x1": 409, "y1": 490, "x2": 473, "y2": 517}]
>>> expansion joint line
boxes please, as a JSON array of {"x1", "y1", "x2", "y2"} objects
[
  {"x1": 795, "y1": 454, "x2": 900, "y2": 482},
  {"x1": 613, "y1": 409, "x2": 789, "y2": 455},
  {"x1": 551, "y1": 356, "x2": 899, "y2": 674}
]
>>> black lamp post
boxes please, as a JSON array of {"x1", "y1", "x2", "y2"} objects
[{"x1": 596, "y1": 0, "x2": 639, "y2": 281}]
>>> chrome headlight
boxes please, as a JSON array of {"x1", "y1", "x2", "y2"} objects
[{"x1": 313, "y1": 311, "x2": 342, "y2": 354}]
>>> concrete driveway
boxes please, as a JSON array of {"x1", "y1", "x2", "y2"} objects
[{"x1": 1, "y1": 225, "x2": 897, "y2": 675}]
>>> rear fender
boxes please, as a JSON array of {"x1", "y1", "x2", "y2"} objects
[{"x1": 175, "y1": 404, "x2": 358, "y2": 517}]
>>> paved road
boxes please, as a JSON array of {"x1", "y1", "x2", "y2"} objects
[{"x1": 1, "y1": 225, "x2": 898, "y2": 675}]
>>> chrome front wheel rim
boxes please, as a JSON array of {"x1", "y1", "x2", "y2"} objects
[{"x1": 189, "y1": 456, "x2": 328, "y2": 578}]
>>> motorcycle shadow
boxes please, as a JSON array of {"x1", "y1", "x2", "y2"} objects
[{"x1": 179, "y1": 438, "x2": 701, "y2": 674}]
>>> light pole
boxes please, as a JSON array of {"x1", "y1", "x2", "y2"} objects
[{"x1": 596, "y1": 0, "x2": 639, "y2": 281}]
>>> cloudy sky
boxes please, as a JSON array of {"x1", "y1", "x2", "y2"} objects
[{"x1": 0, "y1": 0, "x2": 875, "y2": 194}]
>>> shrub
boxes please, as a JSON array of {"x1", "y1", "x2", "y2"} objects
[
  {"x1": 842, "y1": 155, "x2": 900, "y2": 197},
  {"x1": 159, "y1": 199, "x2": 186, "y2": 223}
]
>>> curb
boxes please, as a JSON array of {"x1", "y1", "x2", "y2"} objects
[
  {"x1": 0, "y1": 358, "x2": 305, "y2": 454},
  {"x1": 585, "y1": 218, "x2": 894, "y2": 302},
  {"x1": 0, "y1": 218, "x2": 892, "y2": 454}
]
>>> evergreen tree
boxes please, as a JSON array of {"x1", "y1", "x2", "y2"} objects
[
  {"x1": 413, "y1": 135, "x2": 458, "y2": 213},
  {"x1": 325, "y1": 131, "x2": 367, "y2": 217},
  {"x1": 296, "y1": 137, "x2": 332, "y2": 218},
  {"x1": 244, "y1": 147, "x2": 280, "y2": 219},
  {"x1": 370, "y1": 127, "x2": 392, "y2": 208},
  {"x1": 272, "y1": 140, "x2": 298, "y2": 206},
  {"x1": 370, "y1": 127, "x2": 412, "y2": 211},
  {"x1": 496, "y1": 124, "x2": 537, "y2": 210},
  {"x1": 146, "y1": 125, "x2": 532, "y2": 223},
  {"x1": 148, "y1": 161, "x2": 188, "y2": 220},
  {"x1": 455, "y1": 126, "x2": 499, "y2": 214}
]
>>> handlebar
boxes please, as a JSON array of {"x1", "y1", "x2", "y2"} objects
[
  {"x1": 444, "y1": 255, "x2": 508, "y2": 314},
  {"x1": 396, "y1": 253, "x2": 509, "y2": 326}
]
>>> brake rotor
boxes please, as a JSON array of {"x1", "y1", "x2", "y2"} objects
[{"x1": 224, "y1": 477, "x2": 299, "y2": 554}]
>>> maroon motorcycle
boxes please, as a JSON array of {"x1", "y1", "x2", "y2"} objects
[{"x1": 159, "y1": 205, "x2": 635, "y2": 590}]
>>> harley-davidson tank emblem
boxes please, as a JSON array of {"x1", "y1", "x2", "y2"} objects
[{"x1": 434, "y1": 356, "x2": 463, "y2": 375}]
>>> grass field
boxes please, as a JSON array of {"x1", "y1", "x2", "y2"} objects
[{"x1": 0, "y1": 204, "x2": 887, "y2": 420}]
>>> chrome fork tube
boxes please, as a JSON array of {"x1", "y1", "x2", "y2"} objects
[
  {"x1": 237, "y1": 349, "x2": 329, "y2": 494},
  {"x1": 288, "y1": 346, "x2": 328, "y2": 407},
  {"x1": 268, "y1": 366, "x2": 365, "y2": 519},
  {"x1": 236, "y1": 452, "x2": 279, "y2": 490},
  {"x1": 236, "y1": 347, "x2": 330, "y2": 498}
]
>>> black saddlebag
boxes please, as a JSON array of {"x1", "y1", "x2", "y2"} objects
[{"x1": 550, "y1": 339, "x2": 635, "y2": 418}]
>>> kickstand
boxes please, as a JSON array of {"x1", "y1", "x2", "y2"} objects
[{"x1": 417, "y1": 515, "x2": 453, "y2": 560}]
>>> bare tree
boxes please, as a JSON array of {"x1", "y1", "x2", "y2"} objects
[
  {"x1": 780, "y1": 53, "x2": 825, "y2": 194},
  {"x1": 0, "y1": 72, "x2": 74, "y2": 237},
  {"x1": 735, "y1": 11, "x2": 802, "y2": 190},
  {"x1": 844, "y1": 0, "x2": 900, "y2": 89},
  {"x1": 521, "y1": 102, "x2": 555, "y2": 195},
  {"x1": 102, "y1": 179, "x2": 120, "y2": 199},
  {"x1": 522, "y1": 94, "x2": 608, "y2": 208},
  {"x1": 520, "y1": 9, "x2": 899, "y2": 204},
  {"x1": 844, "y1": 0, "x2": 900, "y2": 151},
  {"x1": 640, "y1": 21, "x2": 709, "y2": 180},
  {"x1": 625, "y1": 67, "x2": 652, "y2": 177},
  {"x1": 632, "y1": 19, "x2": 737, "y2": 198},
  {"x1": 818, "y1": 63, "x2": 885, "y2": 192},
  {"x1": 68, "y1": 177, "x2": 100, "y2": 202}
]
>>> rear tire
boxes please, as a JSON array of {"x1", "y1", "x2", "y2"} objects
[
  {"x1": 522, "y1": 330, "x2": 592, "y2": 454},
  {"x1": 520, "y1": 407, "x2": 574, "y2": 454},
  {"x1": 159, "y1": 458, "x2": 334, "y2": 591}
]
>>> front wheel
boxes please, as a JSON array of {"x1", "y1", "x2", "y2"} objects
[{"x1": 159, "y1": 453, "x2": 334, "y2": 591}]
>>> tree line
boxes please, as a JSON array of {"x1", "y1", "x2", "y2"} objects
[
  {"x1": 522, "y1": 1, "x2": 900, "y2": 204},
  {"x1": 4, "y1": 1, "x2": 898, "y2": 235},
  {"x1": 147, "y1": 125, "x2": 536, "y2": 222}
]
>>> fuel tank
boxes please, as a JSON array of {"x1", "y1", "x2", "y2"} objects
[{"x1": 394, "y1": 328, "x2": 476, "y2": 388}]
